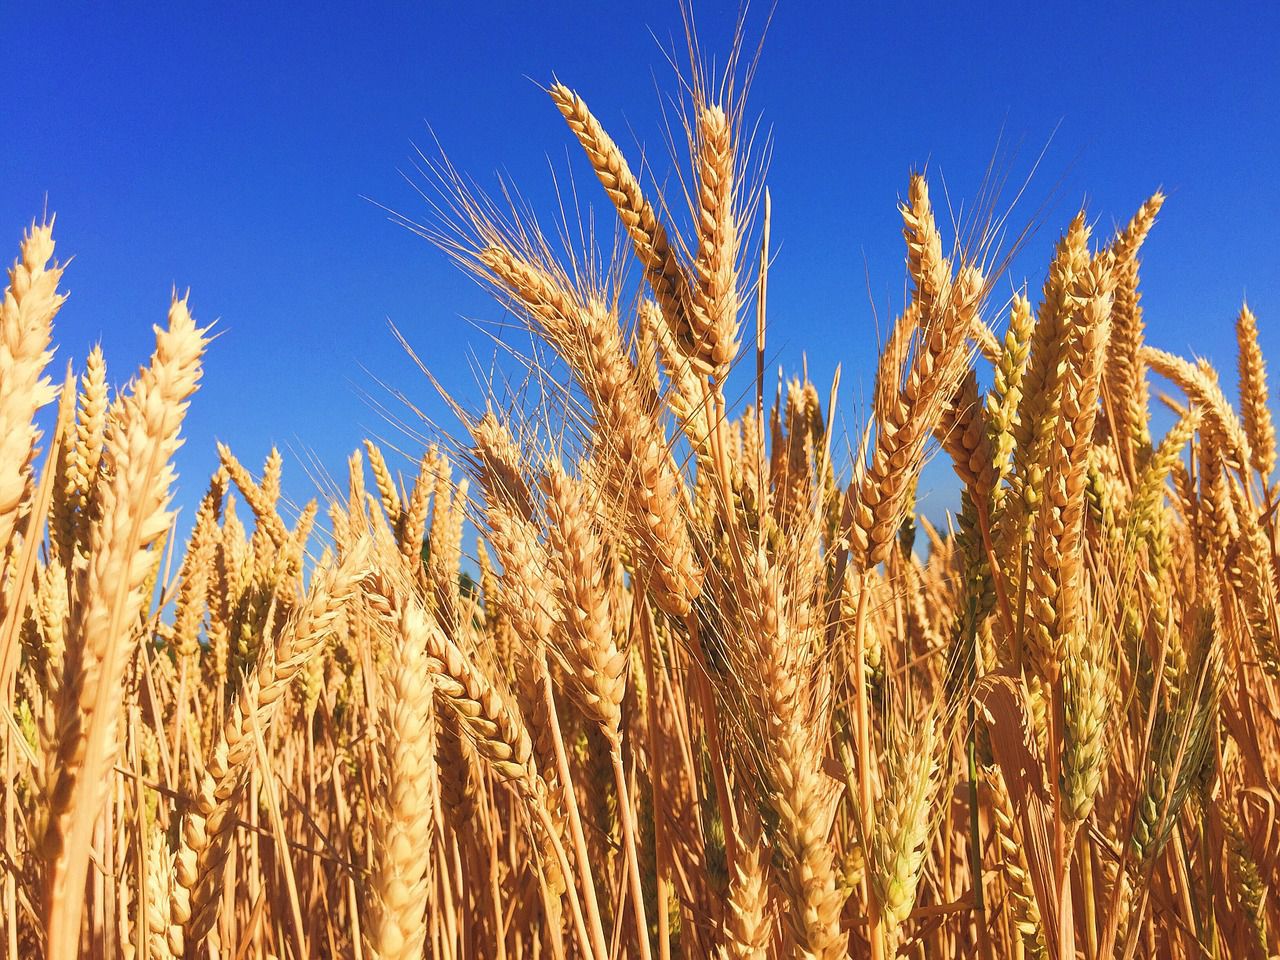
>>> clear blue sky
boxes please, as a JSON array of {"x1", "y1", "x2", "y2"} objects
[{"x1": 4, "y1": 2, "x2": 1277, "y2": 524}]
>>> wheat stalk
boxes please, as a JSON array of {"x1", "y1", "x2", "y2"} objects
[{"x1": 42, "y1": 294, "x2": 207, "y2": 960}]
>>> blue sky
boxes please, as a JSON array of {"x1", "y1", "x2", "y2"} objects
[{"x1": 4, "y1": 2, "x2": 1277, "y2": 525}]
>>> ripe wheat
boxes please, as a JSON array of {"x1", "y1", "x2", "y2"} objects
[{"x1": 2, "y1": 40, "x2": 1278, "y2": 960}]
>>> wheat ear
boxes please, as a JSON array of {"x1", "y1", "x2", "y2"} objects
[
  {"x1": 1219, "y1": 799, "x2": 1269, "y2": 955},
  {"x1": 0, "y1": 221, "x2": 64, "y2": 564},
  {"x1": 849, "y1": 177, "x2": 983, "y2": 569},
  {"x1": 867, "y1": 715, "x2": 942, "y2": 946},
  {"x1": 50, "y1": 344, "x2": 107, "y2": 561},
  {"x1": 42, "y1": 295, "x2": 206, "y2": 960},
  {"x1": 364, "y1": 593, "x2": 438, "y2": 960},
  {"x1": 1025, "y1": 252, "x2": 1115, "y2": 684},
  {"x1": 400, "y1": 584, "x2": 603, "y2": 960},
  {"x1": 1235, "y1": 303, "x2": 1275, "y2": 482},
  {"x1": 1144, "y1": 346, "x2": 1252, "y2": 476},
  {"x1": 548, "y1": 82, "x2": 693, "y2": 353},
  {"x1": 1102, "y1": 192, "x2": 1163, "y2": 473},
  {"x1": 689, "y1": 104, "x2": 741, "y2": 382},
  {"x1": 544, "y1": 461, "x2": 625, "y2": 736},
  {"x1": 721, "y1": 823, "x2": 771, "y2": 960}
]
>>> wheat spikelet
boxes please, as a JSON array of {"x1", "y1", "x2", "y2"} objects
[
  {"x1": 640, "y1": 297, "x2": 710, "y2": 447},
  {"x1": 1016, "y1": 215, "x2": 1090, "y2": 448},
  {"x1": 477, "y1": 242, "x2": 704, "y2": 619},
  {"x1": 1227, "y1": 501, "x2": 1280, "y2": 679},
  {"x1": 730, "y1": 541, "x2": 843, "y2": 959},
  {"x1": 396, "y1": 445, "x2": 437, "y2": 569},
  {"x1": 1129, "y1": 609, "x2": 1221, "y2": 867},
  {"x1": 485, "y1": 500, "x2": 556, "y2": 665},
  {"x1": 469, "y1": 412, "x2": 533, "y2": 521},
  {"x1": 428, "y1": 466, "x2": 467, "y2": 628},
  {"x1": 378, "y1": 578, "x2": 537, "y2": 800},
  {"x1": 1127, "y1": 408, "x2": 1202, "y2": 542},
  {"x1": 436, "y1": 707, "x2": 480, "y2": 829}
]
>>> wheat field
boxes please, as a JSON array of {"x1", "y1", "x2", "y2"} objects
[{"x1": 2, "y1": 47, "x2": 1278, "y2": 960}]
